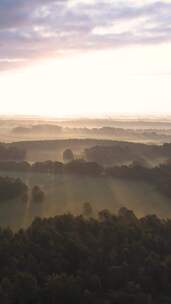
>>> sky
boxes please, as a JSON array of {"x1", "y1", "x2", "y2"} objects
[{"x1": 0, "y1": 0, "x2": 171, "y2": 117}]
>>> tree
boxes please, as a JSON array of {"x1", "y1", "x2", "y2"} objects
[
  {"x1": 118, "y1": 207, "x2": 138, "y2": 224},
  {"x1": 63, "y1": 149, "x2": 74, "y2": 163},
  {"x1": 98, "y1": 209, "x2": 112, "y2": 222},
  {"x1": 31, "y1": 186, "x2": 45, "y2": 203},
  {"x1": 0, "y1": 177, "x2": 28, "y2": 203}
]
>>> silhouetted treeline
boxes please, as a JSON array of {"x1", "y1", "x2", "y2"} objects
[
  {"x1": 0, "y1": 144, "x2": 26, "y2": 161},
  {"x1": 0, "y1": 209, "x2": 171, "y2": 303},
  {"x1": 85, "y1": 143, "x2": 171, "y2": 166},
  {"x1": 1, "y1": 160, "x2": 171, "y2": 198},
  {"x1": 106, "y1": 163, "x2": 171, "y2": 198},
  {"x1": 11, "y1": 139, "x2": 171, "y2": 165},
  {"x1": 0, "y1": 159, "x2": 103, "y2": 176},
  {"x1": 12, "y1": 124, "x2": 62, "y2": 134},
  {"x1": 11, "y1": 124, "x2": 171, "y2": 142}
]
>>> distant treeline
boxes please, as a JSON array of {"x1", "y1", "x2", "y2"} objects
[
  {"x1": 0, "y1": 160, "x2": 102, "y2": 176},
  {"x1": 10, "y1": 139, "x2": 171, "y2": 166},
  {"x1": 85, "y1": 142, "x2": 171, "y2": 166},
  {"x1": 11, "y1": 124, "x2": 171, "y2": 142},
  {"x1": 12, "y1": 124, "x2": 62, "y2": 134},
  {"x1": 1, "y1": 159, "x2": 171, "y2": 198},
  {"x1": 0, "y1": 209, "x2": 171, "y2": 303}
]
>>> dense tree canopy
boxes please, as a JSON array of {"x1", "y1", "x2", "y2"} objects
[{"x1": 0, "y1": 210, "x2": 171, "y2": 303}]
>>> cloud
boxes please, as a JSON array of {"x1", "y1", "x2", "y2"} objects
[{"x1": 0, "y1": 0, "x2": 171, "y2": 70}]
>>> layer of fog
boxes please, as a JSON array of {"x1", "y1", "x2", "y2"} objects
[{"x1": 2, "y1": 117, "x2": 171, "y2": 143}]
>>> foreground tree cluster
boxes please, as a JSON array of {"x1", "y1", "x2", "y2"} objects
[{"x1": 0, "y1": 210, "x2": 171, "y2": 303}]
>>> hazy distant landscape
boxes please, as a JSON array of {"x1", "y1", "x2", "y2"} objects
[
  {"x1": 2, "y1": 116, "x2": 171, "y2": 144},
  {"x1": 1, "y1": 116, "x2": 171, "y2": 231}
]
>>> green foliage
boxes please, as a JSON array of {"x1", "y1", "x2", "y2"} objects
[{"x1": 0, "y1": 210, "x2": 170, "y2": 303}]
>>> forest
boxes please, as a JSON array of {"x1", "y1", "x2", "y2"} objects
[{"x1": 0, "y1": 209, "x2": 171, "y2": 303}]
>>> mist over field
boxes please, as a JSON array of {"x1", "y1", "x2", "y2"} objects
[
  {"x1": 1, "y1": 116, "x2": 171, "y2": 230},
  {"x1": 1, "y1": 170, "x2": 171, "y2": 230}
]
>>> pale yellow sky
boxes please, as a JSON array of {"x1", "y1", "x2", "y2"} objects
[{"x1": 0, "y1": 44, "x2": 171, "y2": 117}]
